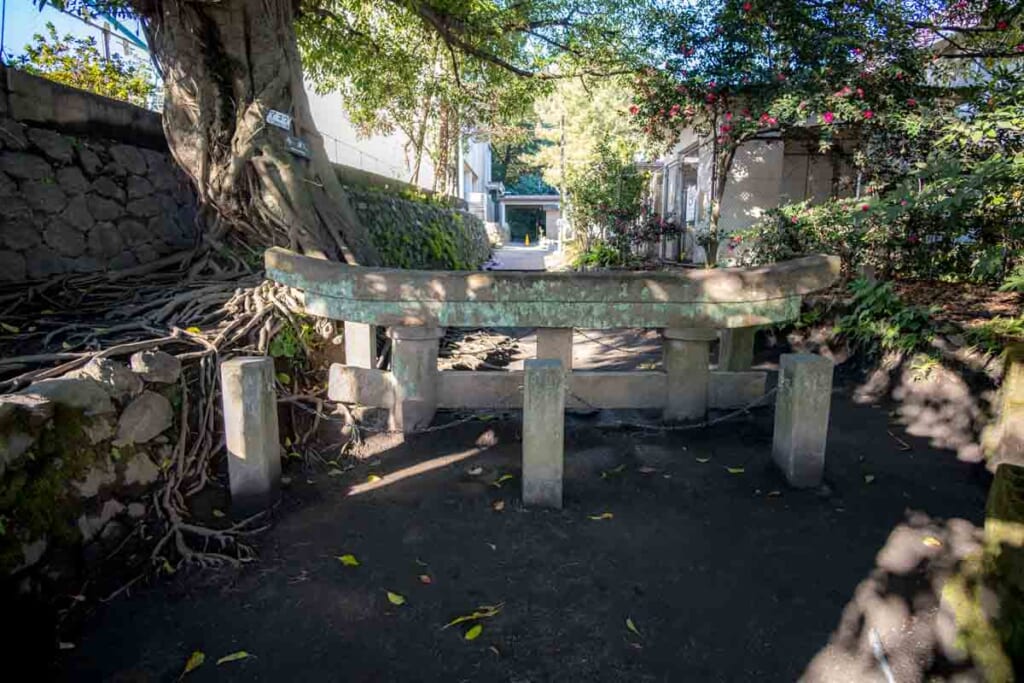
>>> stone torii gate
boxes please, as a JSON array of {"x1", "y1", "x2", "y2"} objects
[{"x1": 227, "y1": 248, "x2": 841, "y2": 510}]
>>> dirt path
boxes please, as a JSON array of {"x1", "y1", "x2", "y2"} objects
[{"x1": 57, "y1": 369, "x2": 989, "y2": 682}]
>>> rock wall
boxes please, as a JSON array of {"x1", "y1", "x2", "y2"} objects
[
  {"x1": 0, "y1": 67, "x2": 198, "y2": 282},
  {"x1": 347, "y1": 187, "x2": 491, "y2": 270},
  {"x1": 0, "y1": 351, "x2": 181, "y2": 580}
]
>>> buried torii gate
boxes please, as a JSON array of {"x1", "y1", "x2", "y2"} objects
[{"x1": 264, "y1": 248, "x2": 840, "y2": 505}]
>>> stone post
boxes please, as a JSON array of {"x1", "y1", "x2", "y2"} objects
[
  {"x1": 983, "y1": 343, "x2": 1024, "y2": 467},
  {"x1": 662, "y1": 327, "x2": 717, "y2": 421},
  {"x1": 344, "y1": 322, "x2": 376, "y2": 369},
  {"x1": 536, "y1": 327, "x2": 573, "y2": 373},
  {"x1": 772, "y1": 353, "x2": 834, "y2": 488},
  {"x1": 220, "y1": 357, "x2": 281, "y2": 514},
  {"x1": 718, "y1": 326, "x2": 756, "y2": 372},
  {"x1": 522, "y1": 359, "x2": 566, "y2": 508},
  {"x1": 388, "y1": 326, "x2": 443, "y2": 434}
]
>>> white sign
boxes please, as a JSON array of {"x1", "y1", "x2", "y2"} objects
[{"x1": 266, "y1": 109, "x2": 293, "y2": 131}]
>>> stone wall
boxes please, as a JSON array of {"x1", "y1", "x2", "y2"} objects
[
  {"x1": 347, "y1": 187, "x2": 492, "y2": 270},
  {"x1": 1, "y1": 351, "x2": 181, "y2": 581},
  {"x1": 0, "y1": 67, "x2": 198, "y2": 282}
]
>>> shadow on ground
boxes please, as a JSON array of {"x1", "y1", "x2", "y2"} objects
[{"x1": 57, "y1": 374, "x2": 990, "y2": 682}]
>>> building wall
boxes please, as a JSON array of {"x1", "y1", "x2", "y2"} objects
[{"x1": 544, "y1": 209, "x2": 560, "y2": 237}]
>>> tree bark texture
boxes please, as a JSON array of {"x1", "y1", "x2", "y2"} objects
[{"x1": 136, "y1": 0, "x2": 381, "y2": 265}]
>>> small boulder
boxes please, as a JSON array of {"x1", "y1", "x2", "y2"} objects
[
  {"x1": 0, "y1": 393, "x2": 54, "y2": 427},
  {"x1": 73, "y1": 458, "x2": 116, "y2": 498},
  {"x1": 67, "y1": 358, "x2": 143, "y2": 402},
  {"x1": 114, "y1": 391, "x2": 172, "y2": 446},
  {"x1": 20, "y1": 377, "x2": 114, "y2": 416},
  {"x1": 127, "y1": 502, "x2": 146, "y2": 519},
  {"x1": 130, "y1": 350, "x2": 182, "y2": 385},
  {"x1": 122, "y1": 452, "x2": 160, "y2": 487}
]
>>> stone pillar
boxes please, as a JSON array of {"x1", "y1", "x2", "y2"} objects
[
  {"x1": 718, "y1": 326, "x2": 756, "y2": 372},
  {"x1": 983, "y1": 343, "x2": 1024, "y2": 467},
  {"x1": 772, "y1": 353, "x2": 834, "y2": 488},
  {"x1": 388, "y1": 326, "x2": 443, "y2": 434},
  {"x1": 536, "y1": 327, "x2": 573, "y2": 373},
  {"x1": 344, "y1": 322, "x2": 377, "y2": 369},
  {"x1": 662, "y1": 327, "x2": 717, "y2": 421},
  {"x1": 522, "y1": 359, "x2": 566, "y2": 508},
  {"x1": 220, "y1": 357, "x2": 281, "y2": 514}
]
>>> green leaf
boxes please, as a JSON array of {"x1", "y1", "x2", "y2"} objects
[
  {"x1": 695, "y1": 457, "x2": 711, "y2": 464},
  {"x1": 182, "y1": 650, "x2": 205, "y2": 675},
  {"x1": 275, "y1": 372, "x2": 291, "y2": 384},
  {"x1": 464, "y1": 624, "x2": 483, "y2": 640},
  {"x1": 386, "y1": 591, "x2": 406, "y2": 605},
  {"x1": 338, "y1": 554, "x2": 360, "y2": 567},
  {"x1": 0, "y1": 322, "x2": 20, "y2": 333},
  {"x1": 491, "y1": 473, "x2": 514, "y2": 487},
  {"x1": 626, "y1": 617, "x2": 641, "y2": 637},
  {"x1": 725, "y1": 466, "x2": 745, "y2": 474},
  {"x1": 211, "y1": 509, "x2": 225, "y2": 518},
  {"x1": 216, "y1": 651, "x2": 251, "y2": 665},
  {"x1": 588, "y1": 512, "x2": 614, "y2": 520}
]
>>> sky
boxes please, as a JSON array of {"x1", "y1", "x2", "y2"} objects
[{"x1": 1, "y1": 0, "x2": 149, "y2": 63}]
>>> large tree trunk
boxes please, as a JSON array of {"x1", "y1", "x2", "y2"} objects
[{"x1": 136, "y1": 0, "x2": 381, "y2": 265}]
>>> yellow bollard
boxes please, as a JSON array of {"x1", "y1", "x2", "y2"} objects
[{"x1": 525, "y1": 234, "x2": 531, "y2": 246}]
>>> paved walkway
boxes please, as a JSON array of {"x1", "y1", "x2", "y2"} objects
[{"x1": 490, "y1": 242, "x2": 556, "y2": 271}]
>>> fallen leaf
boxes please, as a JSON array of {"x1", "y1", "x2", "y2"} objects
[
  {"x1": 726, "y1": 466, "x2": 745, "y2": 474},
  {"x1": 695, "y1": 457, "x2": 711, "y2": 464},
  {"x1": 488, "y1": 645, "x2": 501, "y2": 657},
  {"x1": 419, "y1": 574, "x2": 432, "y2": 584},
  {"x1": 486, "y1": 542, "x2": 497, "y2": 551},
  {"x1": 182, "y1": 650, "x2": 205, "y2": 675},
  {"x1": 58, "y1": 641, "x2": 75, "y2": 650},
  {"x1": 443, "y1": 603, "x2": 504, "y2": 629},
  {"x1": 464, "y1": 624, "x2": 483, "y2": 640},
  {"x1": 626, "y1": 617, "x2": 641, "y2": 637},
  {"x1": 275, "y1": 372, "x2": 291, "y2": 384},
  {"x1": 328, "y1": 468, "x2": 344, "y2": 477},
  {"x1": 492, "y1": 474, "x2": 514, "y2": 487},
  {"x1": 588, "y1": 512, "x2": 614, "y2": 521},
  {"x1": 211, "y1": 509, "x2": 225, "y2": 518},
  {"x1": 766, "y1": 490, "x2": 782, "y2": 497},
  {"x1": 492, "y1": 500, "x2": 505, "y2": 511},
  {"x1": 216, "y1": 651, "x2": 251, "y2": 665},
  {"x1": 1, "y1": 322, "x2": 19, "y2": 333},
  {"x1": 185, "y1": 326, "x2": 202, "y2": 335},
  {"x1": 386, "y1": 591, "x2": 406, "y2": 606},
  {"x1": 337, "y1": 554, "x2": 360, "y2": 567},
  {"x1": 467, "y1": 466, "x2": 483, "y2": 476},
  {"x1": 366, "y1": 474, "x2": 382, "y2": 483},
  {"x1": 864, "y1": 474, "x2": 876, "y2": 484},
  {"x1": 637, "y1": 466, "x2": 658, "y2": 474},
  {"x1": 600, "y1": 464, "x2": 627, "y2": 479},
  {"x1": 922, "y1": 536, "x2": 943, "y2": 548}
]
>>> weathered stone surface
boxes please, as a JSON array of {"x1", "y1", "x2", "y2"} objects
[
  {"x1": 73, "y1": 458, "x2": 116, "y2": 497},
  {"x1": 67, "y1": 358, "x2": 143, "y2": 401},
  {"x1": 114, "y1": 391, "x2": 172, "y2": 446},
  {"x1": 130, "y1": 350, "x2": 181, "y2": 384},
  {"x1": 78, "y1": 499, "x2": 125, "y2": 543},
  {"x1": 108, "y1": 144, "x2": 147, "y2": 175},
  {"x1": 0, "y1": 431, "x2": 35, "y2": 474},
  {"x1": 81, "y1": 413, "x2": 116, "y2": 444},
  {"x1": 0, "y1": 251, "x2": 26, "y2": 281},
  {"x1": 0, "y1": 151, "x2": 53, "y2": 180},
  {"x1": 56, "y1": 166, "x2": 89, "y2": 195},
  {"x1": 221, "y1": 357, "x2": 281, "y2": 513},
  {"x1": 23, "y1": 246, "x2": 67, "y2": 278},
  {"x1": 11, "y1": 538, "x2": 47, "y2": 574},
  {"x1": 773, "y1": 353, "x2": 834, "y2": 488},
  {"x1": 127, "y1": 196, "x2": 161, "y2": 218},
  {"x1": 91, "y1": 176, "x2": 125, "y2": 202},
  {"x1": 126, "y1": 174, "x2": 153, "y2": 199},
  {"x1": 133, "y1": 243, "x2": 160, "y2": 264},
  {"x1": 0, "y1": 392, "x2": 54, "y2": 427},
  {"x1": 2, "y1": 218, "x2": 41, "y2": 249},
  {"x1": 0, "y1": 171, "x2": 17, "y2": 196},
  {"x1": 147, "y1": 167, "x2": 178, "y2": 192},
  {"x1": 87, "y1": 194, "x2": 123, "y2": 222},
  {"x1": 76, "y1": 145, "x2": 102, "y2": 176},
  {"x1": 0, "y1": 119, "x2": 29, "y2": 151},
  {"x1": 151, "y1": 214, "x2": 191, "y2": 248},
  {"x1": 522, "y1": 359, "x2": 565, "y2": 508},
  {"x1": 21, "y1": 377, "x2": 115, "y2": 416},
  {"x1": 0, "y1": 195, "x2": 32, "y2": 223},
  {"x1": 108, "y1": 251, "x2": 137, "y2": 270},
  {"x1": 118, "y1": 218, "x2": 149, "y2": 245},
  {"x1": 26, "y1": 128, "x2": 73, "y2": 164},
  {"x1": 140, "y1": 148, "x2": 167, "y2": 173},
  {"x1": 123, "y1": 452, "x2": 160, "y2": 487},
  {"x1": 60, "y1": 194, "x2": 95, "y2": 231},
  {"x1": 23, "y1": 179, "x2": 67, "y2": 214},
  {"x1": 127, "y1": 502, "x2": 146, "y2": 518},
  {"x1": 87, "y1": 222, "x2": 124, "y2": 258},
  {"x1": 43, "y1": 220, "x2": 86, "y2": 257}
]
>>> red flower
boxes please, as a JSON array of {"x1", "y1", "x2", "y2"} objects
[
  {"x1": 835, "y1": 86, "x2": 852, "y2": 97},
  {"x1": 1016, "y1": 44, "x2": 1024, "y2": 53},
  {"x1": 629, "y1": 105, "x2": 639, "y2": 115},
  {"x1": 669, "y1": 104, "x2": 681, "y2": 118},
  {"x1": 720, "y1": 124, "x2": 732, "y2": 133},
  {"x1": 852, "y1": 47, "x2": 863, "y2": 56},
  {"x1": 860, "y1": 203, "x2": 870, "y2": 211},
  {"x1": 725, "y1": 111, "x2": 733, "y2": 121},
  {"x1": 906, "y1": 98, "x2": 917, "y2": 107},
  {"x1": 997, "y1": 20, "x2": 1008, "y2": 30},
  {"x1": 900, "y1": 199, "x2": 908, "y2": 206},
  {"x1": 822, "y1": 111, "x2": 835, "y2": 124},
  {"x1": 705, "y1": 93, "x2": 717, "y2": 103},
  {"x1": 708, "y1": 81, "x2": 717, "y2": 89},
  {"x1": 863, "y1": 110, "x2": 874, "y2": 119},
  {"x1": 791, "y1": 216, "x2": 799, "y2": 224},
  {"x1": 742, "y1": 2, "x2": 752, "y2": 11},
  {"x1": 855, "y1": 87, "x2": 865, "y2": 98}
]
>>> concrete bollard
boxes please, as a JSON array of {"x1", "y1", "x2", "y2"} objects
[
  {"x1": 536, "y1": 327, "x2": 573, "y2": 372},
  {"x1": 220, "y1": 357, "x2": 281, "y2": 514},
  {"x1": 388, "y1": 326, "x2": 443, "y2": 434},
  {"x1": 983, "y1": 343, "x2": 1024, "y2": 467},
  {"x1": 522, "y1": 359, "x2": 566, "y2": 508},
  {"x1": 772, "y1": 353, "x2": 834, "y2": 488},
  {"x1": 662, "y1": 327, "x2": 717, "y2": 421},
  {"x1": 718, "y1": 327, "x2": 756, "y2": 372},
  {"x1": 344, "y1": 321, "x2": 377, "y2": 369}
]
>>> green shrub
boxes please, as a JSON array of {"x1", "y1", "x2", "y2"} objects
[
  {"x1": 571, "y1": 239, "x2": 623, "y2": 269},
  {"x1": 834, "y1": 278, "x2": 936, "y2": 355}
]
